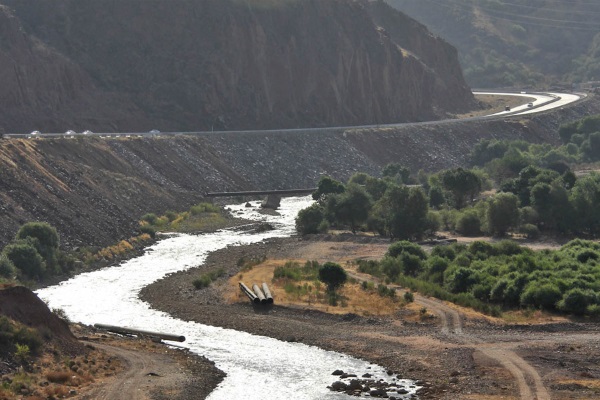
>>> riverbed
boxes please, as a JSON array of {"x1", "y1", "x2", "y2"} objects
[{"x1": 37, "y1": 197, "x2": 418, "y2": 399}]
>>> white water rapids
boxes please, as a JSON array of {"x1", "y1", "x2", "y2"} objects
[{"x1": 37, "y1": 196, "x2": 418, "y2": 399}]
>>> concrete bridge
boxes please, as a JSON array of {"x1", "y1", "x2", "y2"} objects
[{"x1": 206, "y1": 188, "x2": 316, "y2": 209}]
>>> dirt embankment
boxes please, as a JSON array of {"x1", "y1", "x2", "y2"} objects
[
  {"x1": 1, "y1": 95, "x2": 598, "y2": 251},
  {"x1": 141, "y1": 235, "x2": 600, "y2": 400},
  {"x1": 0, "y1": 285, "x2": 224, "y2": 400}
]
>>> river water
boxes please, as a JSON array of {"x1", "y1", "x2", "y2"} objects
[{"x1": 37, "y1": 196, "x2": 418, "y2": 399}]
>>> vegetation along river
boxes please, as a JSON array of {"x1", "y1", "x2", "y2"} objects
[{"x1": 36, "y1": 197, "x2": 419, "y2": 399}]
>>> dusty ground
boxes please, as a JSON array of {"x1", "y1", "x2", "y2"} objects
[
  {"x1": 141, "y1": 234, "x2": 600, "y2": 400},
  {"x1": 71, "y1": 325, "x2": 224, "y2": 400}
]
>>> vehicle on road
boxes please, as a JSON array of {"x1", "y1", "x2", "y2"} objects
[
  {"x1": 527, "y1": 102, "x2": 533, "y2": 108},
  {"x1": 505, "y1": 106, "x2": 511, "y2": 111}
]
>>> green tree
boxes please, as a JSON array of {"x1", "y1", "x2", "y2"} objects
[
  {"x1": 440, "y1": 168, "x2": 482, "y2": 208},
  {"x1": 318, "y1": 262, "x2": 348, "y2": 292},
  {"x1": 375, "y1": 185, "x2": 429, "y2": 240},
  {"x1": 16, "y1": 222, "x2": 59, "y2": 270},
  {"x1": 570, "y1": 173, "x2": 600, "y2": 234},
  {"x1": 3, "y1": 242, "x2": 45, "y2": 280},
  {"x1": 486, "y1": 193, "x2": 519, "y2": 236},
  {"x1": 0, "y1": 254, "x2": 15, "y2": 279},
  {"x1": 382, "y1": 163, "x2": 411, "y2": 184},
  {"x1": 296, "y1": 203, "x2": 325, "y2": 235},
  {"x1": 312, "y1": 176, "x2": 345, "y2": 202},
  {"x1": 327, "y1": 184, "x2": 372, "y2": 233}
]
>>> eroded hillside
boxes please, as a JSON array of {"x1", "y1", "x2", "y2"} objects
[
  {"x1": 0, "y1": 0, "x2": 475, "y2": 134},
  {"x1": 0, "y1": 96, "x2": 598, "y2": 249}
]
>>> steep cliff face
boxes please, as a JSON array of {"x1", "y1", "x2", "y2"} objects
[
  {"x1": 0, "y1": 6, "x2": 144, "y2": 134},
  {"x1": 1, "y1": 0, "x2": 476, "y2": 133}
]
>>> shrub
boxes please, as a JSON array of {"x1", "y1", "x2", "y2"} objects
[
  {"x1": 520, "y1": 283, "x2": 562, "y2": 310},
  {"x1": 431, "y1": 245, "x2": 456, "y2": 261},
  {"x1": 401, "y1": 253, "x2": 424, "y2": 277},
  {"x1": 0, "y1": 254, "x2": 15, "y2": 278},
  {"x1": 318, "y1": 262, "x2": 347, "y2": 292},
  {"x1": 193, "y1": 275, "x2": 212, "y2": 289},
  {"x1": 141, "y1": 213, "x2": 158, "y2": 225},
  {"x1": 403, "y1": 291, "x2": 414, "y2": 303},
  {"x1": 139, "y1": 225, "x2": 156, "y2": 238},
  {"x1": 4, "y1": 242, "x2": 45, "y2": 279},
  {"x1": 444, "y1": 267, "x2": 477, "y2": 293},
  {"x1": 558, "y1": 288, "x2": 597, "y2": 315},
  {"x1": 520, "y1": 224, "x2": 540, "y2": 239},
  {"x1": 455, "y1": 210, "x2": 481, "y2": 236},
  {"x1": 295, "y1": 204, "x2": 325, "y2": 235},
  {"x1": 387, "y1": 241, "x2": 427, "y2": 260}
]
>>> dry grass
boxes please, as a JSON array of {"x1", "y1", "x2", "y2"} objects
[
  {"x1": 555, "y1": 378, "x2": 600, "y2": 390},
  {"x1": 228, "y1": 258, "x2": 400, "y2": 316}
]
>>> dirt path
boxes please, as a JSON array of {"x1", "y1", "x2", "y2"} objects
[
  {"x1": 77, "y1": 342, "x2": 182, "y2": 400},
  {"x1": 407, "y1": 291, "x2": 551, "y2": 400}
]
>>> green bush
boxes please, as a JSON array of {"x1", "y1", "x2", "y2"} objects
[
  {"x1": 403, "y1": 291, "x2": 414, "y2": 303},
  {"x1": 0, "y1": 254, "x2": 15, "y2": 278},
  {"x1": 520, "y1": 283, "x2": 562, "y2": 310},
  {"x1": 558, "y1": 288, "x2": 597, "y2": 315},
  {"x1": 139, "y1": 225, "x2": 156, "y2": 238},
  {"x1": 141, "y1": 213, "x2": 159, "y2": 225},
  {"x1": 193, "y1": 275, "x2": 213, "y2": 289},
  {"x1": 4, "y1": 242, "x2": 45, "y2": 279},
  {"x1": 455, "y1": 210, "x2": 481, "y2": 236},
  {"x1": 387, "y1": 241, "x2": 427, "y2": 260},
  {"x1": 318, "y1": 262, "x2": 347, "y2": 292},
  {"x1": 190, "y1": 202, "x2": 220, "y2": 215},
  {"x1": 520, "y1": 224, "x2": 541, "y2": 239}
]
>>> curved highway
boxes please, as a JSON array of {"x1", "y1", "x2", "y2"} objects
[{"x1": 3, "y1": 91, "x2": 587, "y2": 139}]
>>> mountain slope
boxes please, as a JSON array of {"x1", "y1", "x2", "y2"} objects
[
  {"x1": 387, "y1": 0, "x2": 600, "y2": 88},
  {"x1": 0, "y1": 0, "x2": 475, "y2": 133}
]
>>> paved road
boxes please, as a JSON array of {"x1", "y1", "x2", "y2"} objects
[{"x1": 4, "y1": 91, "x2": 586, "y2": 139}]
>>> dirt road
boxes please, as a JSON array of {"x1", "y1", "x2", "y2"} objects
[{"x1": 76, "y1": 340, "x2": 223, "y2": 400}]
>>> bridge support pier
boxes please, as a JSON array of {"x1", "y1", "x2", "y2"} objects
[{"x1": 261, "y1": 194, "x2": 281, "y2": 209}]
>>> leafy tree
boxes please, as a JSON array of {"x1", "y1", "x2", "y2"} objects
[
  {"x1": 581, "y1": 132, "x2": 600, "y2": 162},
  {"x1": 486, "y1": 192, "x2": 519, "y2": 236},
  {"x1": 455, "y1": 209, "x2": 482, "y2": 236},
  {"x1": 312, "y1": 176, "x2": 345, "y2": 202},
  {"x1": 318, "y1": 262, "x2": 347, "y2": 292},
  {"x1": 444, "y1": 267, "x2": 477, "y2": 293},
  {"x1": 401, "y1": 253, "x2": 424, "y2": 277},
  {"x1": 382, "y1": 163, "x2": 411, "y2": 184},
  {"x1": 296, "y1": 203, "x2": 325, "y2": 235},
  {"x1": 428, "y1": 186, "x2": 445, "y2": 208},
  {"x1": 326, "y1": 184, "x2": 372, "y2": 233},
  {"x1": 16, "y1": 222, "x2": 59, "y2": 270},
  {"x1": 570, "y1": 173, "x2": 600, "y2": 234},
  {"x1": 3, "y1": 242, "x2": 45, "y2": 280},
  {"x1": 440, "y1": 168, "x2": 482, "y2": 208},
  {"x1": 375, "y1": 184, "x2": 429, "y2": 240},
  {"x1": 0, "y1": 255, "x2": 15, "y2": 278},
  {"x1": 470, "y1": 139, "x2": 509, "y2": 167}
]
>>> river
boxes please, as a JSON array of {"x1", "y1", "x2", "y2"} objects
[{"x1": 37, "y1": 196, "x2": 418, "y2": 399}]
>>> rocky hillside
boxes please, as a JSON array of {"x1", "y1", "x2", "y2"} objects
[
  {"x1": 0, "y1": 0, "x2": 475, "y2": 134},
  {"x1": 0, "y1": 96, "x2": 598, "y2": 249},
  {"x1": 387, "y1": 0, "x2": 600, "y2": 88}
]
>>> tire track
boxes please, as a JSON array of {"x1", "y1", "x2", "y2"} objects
[
  {"x1": 359, "y1": 275, "x2": 548, "y2": 399},
  {"x1": 411, "y1": 292, "x2": 549, "y2": 400}
]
